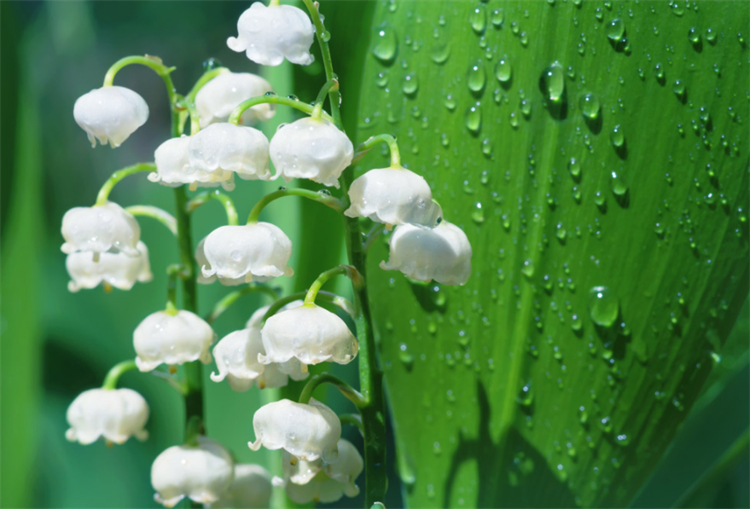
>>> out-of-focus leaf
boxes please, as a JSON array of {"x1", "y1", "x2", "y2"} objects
[{"x1": 353, "y1": 1, "x2": 749, "y2": 507}]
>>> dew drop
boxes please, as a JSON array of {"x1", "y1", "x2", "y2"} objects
[
  {"x1": 470, "y1": 4, "x2": 487, "y2": 34},
  {"x1": 610, "y1": 125, "x2": 625, "y2": 147},
  {"x1": 542, "y1": 61, "x2": 565, "y2": 103},
  {"x1": 467, "y1": 61, "x2": 487, "y2": 94},
  {"x1": 402, "y1": 73, "x2": 419, "y2": 96},
  {"x1": 606, "y1": 18, "x2": 625, "y2": 42},
  {"x1": 588, "y1": 286, "x2": 619, "y2": 327},
  {"x1": 580, "y1": 93, "x2": 600, "y2": 120},
  {"x1": 495, "y1": 58, "x2": 512, "y2": 83},
  {"x1": 465, "y1": 102, "x2": 482, "y2": 134},
  {"x1": 372, "y1": 23, "x2": 398, "y2": 63}
]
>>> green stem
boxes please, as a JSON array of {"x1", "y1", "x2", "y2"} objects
[
  {"x1": 165, "y1": 264, "x2": 182, "y2": 314},
  {"x1": 304, "y1": 264, "x2": 361, "y2": 305},
  {"x1": 301, "y1": 0, "x2": 342, "y2": 128},
  {"x1": 312, "y1": 78, "x2": 340, "y2": 119},
  {"x1": 149, "y1": 370, "x2": 188, "y2": 396},
  {"x1": 102, "y1": 360, "x2": 138, "y2": 390},
  {"x1": 355, "y1": 134, "x2": 401, "y2": 168},
  {"x1": 184, "y1": 416, "x2": 203, "y2": 446},
  {"x1": 246, "y1": 187, "x2": 345, "y2": 224},
  {"x1": 261, "y1": 290, "x2": 354, "y2": 324},
  {"x1": 182, "y1": 98, "x2": 201, "y2": 135},
  {"x1": 186, "y1": 191, "x2": 239, "y2": 226},
  {"x1": 125, "y1": 205, "x2": 177, "y2": 235},
  {"x1": 185, "y1": 67, "x2": 231, "y2": 103},
  {"x1": 362, "y1": 223, "x2": 386, "y2": 252},
  {"x1": 206, "y1": 284, "x2": 281, "y2": 324},
  {"x1": 95, "y1": 163, "x2": 156, "y2": 206},
  {"x1": 339, "y1": 413, "x2": 365, "y2": 434},
  {"x1": 299, "y1": 373, "x2": 364, "y2": 408},
  {"x1": 228, "y1": 95, "x2": 333, "y2": 125}
]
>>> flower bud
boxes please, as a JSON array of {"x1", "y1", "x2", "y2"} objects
[
  {"x1": 345, "y1": 167, "x2": 443, "y2": 227},
  {"x1": 195, "y1": 72, "x2": 275, "y2": 127},
  {"x1": 61, "y1": 201, "x2": 141, "y2": 256},
  {"x1": 188, "y1": 123, "x2": 272, "y2": 181},
  {"x1": 134, "y1": 310, "x2": 215, "y2": 372},
  {"x1": 227, "y1": 3, "x2": 315, "y2": 66},
  {"x1": 73, "y1": 86, "x2": 148, "y2": 148},
  {"x1": 249, "y1": 399, "x2": 340, "y2": 463},
  {"x1": 201, "y1": 223, "x2": 293, "y2": 283},
  {"x1": 66, "y1": 388, "x2": 149, "y2": 445},
  {"x1": 380, "y1": 221, "x2": 472, "y2": 286},
  {"x1": 270, "y1": 117, "x2": 353, "y2": 188},
  {"x1": 151, "y1": 436, "x2": 233, "y2": 507},
  {"x1": 259, "y1": 303, "x2": 358, "y2": 366},
  {"x1": 66, "y1": 241, "x2": 152, "y2": 292},
  {"x1": 214, "y1": 464, "x2": 272, "y2": 509},
  {"x1": 150, "y1": 136, "x2": 235, "y2": 191}
]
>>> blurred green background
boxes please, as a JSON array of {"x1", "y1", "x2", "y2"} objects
[{"x1": 0, "y1": 1, "x2": 747, "y2": 508}]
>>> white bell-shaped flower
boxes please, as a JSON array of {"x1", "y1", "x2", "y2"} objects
[
  {"x1": 150, "y1": 136, "x2": 235, "y2": 191},
  {"x1": 249, "y1": 399, "x2": 341, "y2": 463},
  {"x1": 195, "y1": 72, "x2": 275, "y2": 127},
  {"x1": 61, "y1": 201, "x2": 141, "y2": 256},
  {"x1": 151, "y1": 436, "x2": 234, "y2": 508},
  {"x1": 73, "y1": 86, "x2": 149, "y2": 148},
  {"x1": 214, "y1": 464, "x2": 272, "y2": 509},
  {"x1": 270, "y1": 117, "x2": 354, "y2": 188},
  {"x1": 188, "y1": 123, "x2": 272, "y2": 181},
  {"x1": 66, "y1": 240, "x2": 152, "y2": 292},
  {"x1": 275, "y1": 450, "x2": 322, "y2": 487},
  {"x1": 196, "y1": 238, "x2": 244, "y2": 286},
  {"x1": 283, "y1": 439, "x2": 363, "y2": 503},
  {"x1": 65, "y1": 388, "x2": 149, "y2": 445},
  {"x1": 227, "y1": 3, "x2": 315, "y2": 66},
  {"x1": 134, "y1": 310, "x2": 215, "y2": 372},
  {"x1": 380, "y1": 221, "x2": 472, "y2": 286},
  {"x1": 201, "y1": 223, "x2": 294, "y2": 283},
  {"x1": 259, "y1": 303, "x2": 358, "y2": 366},
  {"x1": 344, "y1": 167, "x2": 443, "y2": 227}
]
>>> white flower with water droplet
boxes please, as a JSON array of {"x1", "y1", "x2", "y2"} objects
[
  {"x1": 214, "y1": 464, "x2": 272, "y2": 509},
  {"x1": 283, "y1": 439, "x2": 363, "y2": 503},
  {"x1": 201, "y1": 223, "x2": 294, "y2": 283},
  {"x1": 73, "y1": 86, "x2": 149, "y2": 148},
  {"x1": 227, "y1": 3, "x2": 315, "y2": 66},
  {"x1": 345, "y1": 167, "x2": 443, "y2": 227},
  {"x1": 149, "y1": 136, "x2": 235, "y2": 191},
  {"x1": 65, "y1": 388, "x2": 149, "y2": 445},
  {"x1": 188, "y1": 123, "x2": 272, "y2": 181},
  {"x1": 248, "y1": 399, "x2": 340, "y2": 463},
  {"x1": 196, "y1": 238, "x2": 243, "y2": 286},
  {"x1": 270, "y1": 117, "x2": 353, "y2": 188},
  {"x1": 151, "y1": 436, "x2": 233, "y2": 508},
  {"x1": 61, "y1": 201, "x2": 141, "y2": 256},
  {"x1": 195, "y1": 72, "x2": 275, "y2": 127},
  {"x1": 66, "y1": 241, "x2": 152, "y2": 292},
  {"x1": 134, "y1": 310, "x2": 215, "y2": 372},
  {"x1": 380, "y1": 220, "x2": 472, "y2": 286},
  {"x1": 259, "y1": 303, "x2": 358, "y2": 366}
]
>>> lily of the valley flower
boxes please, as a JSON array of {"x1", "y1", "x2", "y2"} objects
[
  {"x1": 380, "y1": 220, "x2": 472, "y2": 286},
  {"x1": 73, "y1": 86, "x2": 149, "y2": 148},
  {"x1": 249, "y1": 399, "x2": 340, "y2": 463},
  {"x1": 227, "y1": 3, "x2": 315, "y2": 66},
  {"x1": 66, "y1": 241, "x2": 152, "y2": 292},
  {"x1": 259, "y1": 303, "x2": 358, "y2": 366},
  {"x1": 195, "y1": 72, "x2": 275, "y2": 127},
  {"x1": 196, "y1": 238, "x2": 244, "y2": 286},
  {"x1": 269, "y1": 117, "x2": 353, "y2": 188},
  {"x1": 134, "y1": 310, "x2": 215, "y2": 372},
  {"x1": 214, "y1": 464, "x2": 272, "y2": 509},
  {"x1": 61, "y1": 201, "x2": 141, "y2": 256},
  {"x1": 201, "y1": 223, "x2": 294, "y2": 283},
  {"x1": 151, "y1": 436, "x2": 234, "y2": 508},
  {"x1": 150, "y1": 136, "x2": 235, "y2": 191},
  {"x1": 65, "y1": 388, "x2": 149, "y2": 445},
  {"x1": 274, "y1": 439, "x2": 362, "y2": 496},
  {"x1": 188, "y1": 123, "x2": 272, "y2": 181},
  {"x1": 345, "y1": 167, "x2": 443, "y2": 228}
]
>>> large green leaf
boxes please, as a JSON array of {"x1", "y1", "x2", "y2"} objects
[{"x1": 349, "y1": 1, "x2": 749, "y2": 507}]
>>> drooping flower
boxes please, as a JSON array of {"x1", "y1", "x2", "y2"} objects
[
  {"x1": 151, "y1": 436, "x2": 234, "y2": 508},
  {"x1": 259, "y1": 303, "x2": 358, "y2": 366},
  {"x1": 248, "y1": 399, "x2": 341, "y2": 463},
  {"x1": 227, "y1": 3, "x2": 315, "y2": 66},
  {"x1": 61, "y1": 201, "x2": 141, "y2": 256},
  {"x1": 269, "y1": 117, "x2": 354, "y2": 188},
  {"x1": 66, "y1": 241, "x2": 152, "y2": 292},
  {"x1": 195, "y1": 72, "x2": 275, "y2": 127},
  {"x1": 344, "y1": 167, "x2": 443, "y2": 227},
  {"x1": 214, "y1": 464, "x2": 272, "y2": 509},
  {"x1": 149, "y1": 136, "x2": 235, "y2": 191},
  {"x1": 380, "y1": 221, "x2": 472, "y2": 286},
  {"x1": 283, "y1": 440, "x2": 363, "y2": 504},
  {"x1": 196, "y1": 238, "x2": 244, "y2": 286},
  {"x1": 134, "y1": 310, "x2": 215, "y2": 372},
  {"x1": 73, "y1": 86, "x2": 149, "y2": 148},
  {"x1": 65, "y1": 388, "x2": 149, "y2": 445},
  {"x1": 201, "y1": 223, "x2": 294, "y2": 284},
  {"x1": 188, "y1": 123, "x2": 272, "y2": 181}
]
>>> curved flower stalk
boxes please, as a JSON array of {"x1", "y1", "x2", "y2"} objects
[
  {"x1": 227, "y1": 2, "x2": 315, "y2": 66},
  {"x1": 66, "y1": 241, "x2": 152, "y2": 292},
  {"x1": 150, "y1": 136, "x2": 236, "y2": 191},
  {"x1": 133, "y1": 309, "x2": 215, "y2": 372},
  {"x1": 195, "y1": 72, "x2": 275, "y2": 127},
  {"x1": 151, "y1": 436, "x2": 234, "y2": 507},
  {"x1": 214, "y1": 464, "x2": 272, "y2": 509},
  {"x1": 74, "y1": 86, "x2": 148, "y2": 148},
  {"x1": 66, "y1": 388, "x2": 149, "y2": 445},
  {"x1": 61, "y1": 201, "x2": 141, "y2": 257}
]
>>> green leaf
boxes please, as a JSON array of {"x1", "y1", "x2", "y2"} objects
[{"x1": 348, "y1": 1, "x2": 750, "y2": 507}]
